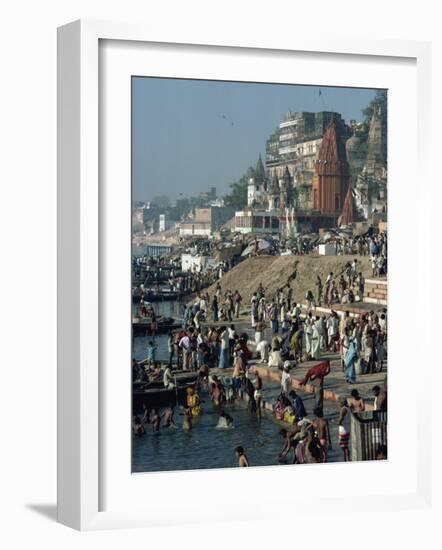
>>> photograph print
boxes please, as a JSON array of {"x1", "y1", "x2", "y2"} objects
[{"x1": 131, "y1": 77, "x2": 388, "y2": 472}]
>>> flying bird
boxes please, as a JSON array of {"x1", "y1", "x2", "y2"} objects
[{"x1": 221, "y1": 114, "x2": 235, "y2": 127}]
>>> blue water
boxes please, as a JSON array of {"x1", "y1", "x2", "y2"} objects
[
  {"x1": 132, "y1": 300, "x2": 183, "y2": 362},
  {"x1": 132, "y1": 300, "x2": 288, "y2": 472},
  {"x1": 131, "y1": 299, "x2": 344, "y2": 471},
  {"x1": 132, "y1": 402, "x2": 285, "y2": 472}
]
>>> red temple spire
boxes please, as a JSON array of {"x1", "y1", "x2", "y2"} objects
[
  {"x1": 338, "y1": 185, "x2": 356, "y2": 226},
  {"x1": 312, "y1": 117, "x2": 349, "y2": 216}
]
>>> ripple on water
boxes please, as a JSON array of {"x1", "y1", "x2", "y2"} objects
[{"x1": 132, "y1": 404, "x2": 285, "y2": 472}]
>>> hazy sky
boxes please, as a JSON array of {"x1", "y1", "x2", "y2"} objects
[{"x1": 132, "y1": 78, "x2": 378, "y2": 202}]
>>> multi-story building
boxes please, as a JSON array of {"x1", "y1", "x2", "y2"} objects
[
  {"x1": 198, "y1": 186, "x2": 217, "y2": 205},
  {"x1": 266, "y1": 111, "x2": 348, "y2": 185},
  {"x1": 179, "y1": 206, "x2": 235, "y2": 238},
  {"x1": 353, "y1": 107, "x2": 388, "y2": 221},
  {"x1": 237, "y1": 106, "x2": 387, "y2": 235},
  {"x1": 234, "y1": 210, "x2": 280, "y2": 235},
  {"x1": 181, "y1": 254, "x2": 216, "y2": 273}
]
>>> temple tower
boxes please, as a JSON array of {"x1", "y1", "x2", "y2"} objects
[
  {"x1": 254, "y1": 153, "x2": 266, "y2": 183},
  {"x1": 312, "y1": 118, "x2": 349, "y2": 215},
  {"x1": 364, "y1": 106, "x2": 387, "y2": 178},
  {"x1": 279, "y1": 166, "x2": 292, "y2": 209},
  {"x1": 268, "y1": 173, "x2": 280, "y2": 211},
  {"x1": 338, "y1": 185, "x2": 356, "y2": 226}
]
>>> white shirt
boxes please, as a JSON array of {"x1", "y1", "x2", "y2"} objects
[
  {"x1": 220, "y1": 330, "x2": 230, "y2": 350},
  {"x1": 305, "y1": 318, "x2": 313, "y2": 334},
  {"x1": 281, "y1": 370, "x2": 291, "y2": 393},
  {"x1": 291, "y1": 306, "x2": 300, "y2": 318},
  {"x1": 179, "y1": 336, "x2": 190, "y2": 350},
  {"x1": 163, "y1": 368, "x2": 173, "y2": 388}
]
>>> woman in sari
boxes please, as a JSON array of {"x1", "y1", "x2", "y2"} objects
[
  {"x1": 340, "y1": 327, "x2": 350, "y2": 371},
  {"x1": 218, "y1": 327, "x2": 230, "y2": 369},
  {"x1": 327, "y1": 280, "x2": 335, "y2": 305},
  {"x1": 344, "y1": 338, "x2": 357, "y2": 384}
]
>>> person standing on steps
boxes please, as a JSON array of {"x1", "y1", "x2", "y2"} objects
[{"x1": 338, "y1": 397, "x2": 351, "y2": 462}]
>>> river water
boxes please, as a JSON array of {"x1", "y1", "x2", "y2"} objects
[
  {"x1": 132, "y1": 299, "x2": 183, "y2": 362},
  {"x1": 132, "y1": 401, "x2": 285, "y2": 472},
  {"x1": 132, "y1": 299, "x2": 286, "y2": 471},
  {"x1": 132, "y1": 299, "x2": 342, "y2": 471}
]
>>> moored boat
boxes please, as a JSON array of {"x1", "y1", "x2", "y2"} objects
[
  {"x1": 132, "y1": 315, "x2": 181, "y2": 335},
  {"x1": 132, "y1": 375, "x2": 198, "y2": 412}
]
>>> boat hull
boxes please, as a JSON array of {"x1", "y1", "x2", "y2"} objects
[{"x1": 132, "y1": 384, "x2": 194, "y2": 413}]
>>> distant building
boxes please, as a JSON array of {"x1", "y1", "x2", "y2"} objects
[
  {"x1": 241, "y1": 105, "x2": 387, "y2": 232},
  {"x1": 346, "y1": 132, "x2": 367, "y2": 185},
  {"x1": 234, "y1": 210, "x2": 279, "y2": 234},
  {"x1": 247, "y1": 177, "x2": 265, "y2": 207},
  {"x1": 145, "y1": 243, "x2": 173, "y2": 258},
  {"x1": 132, "y1": 208, "x2": 144, "y2": 225},
  {"x1": 209, "y1": 198, "x2": 225, "y2": 207},
  {"x1": 179, "y1": 206, "x2": 235, "y2": 238},
  {"x1": 364, "y1": 107, "x2": 387, "y2": 179},
  {"x1": 181, "y1": 254, "x2": 216, "y2": 273},
  {"x1": 338, "y1": 186, "x2": 357, "y2": 227},
  {"x1": 197, "y1": 186, "x2": 217, "y2": 205},
  {"x1": 266, "y1": 111, "x2": 348, "y2": 187},
  {"x1": 353, "y1": 106, "x2": 388, "y2": 220},
  {"x1": 159, "y1": 214, "x2": 166, "y2": 232}
]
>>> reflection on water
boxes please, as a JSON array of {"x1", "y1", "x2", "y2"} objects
[{"x1": 132, "y1": 403, "x2": 283, "y2": 472}]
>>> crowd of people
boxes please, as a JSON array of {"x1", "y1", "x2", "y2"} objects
[
  {"x1": 330, "y1": 231, "x2": 387, "y2": 264},
  {"x1": 132, "y1": 230, "x2": 388, "y2": 467},
  {"x1": 277, "y1": 228, "x2": 387, "y2": 260},
  {"x1": 133, "y1": 270, "x2": 218, "y2": 301},
  {"x1": 133, "y1": 291, "x2": 388, "y2": 465},
  {"x1": 244, "y1": 280, "x2": 387, "y2": 383},
  {"x1": 133, "y1": 256, "x2": 240, "y2": 306}
]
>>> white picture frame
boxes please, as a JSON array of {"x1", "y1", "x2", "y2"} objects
[{"x1": 57, "y1": 19, "x2": 432, "y2": 531}]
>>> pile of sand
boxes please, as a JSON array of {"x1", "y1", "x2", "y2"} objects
[{"x1": 201, "y1": 254, "x2": 372, "y2": 306}]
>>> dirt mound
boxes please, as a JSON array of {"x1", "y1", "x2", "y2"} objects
[{"x1": 203, "y1": 254, "x2": 371, "y2": 305}]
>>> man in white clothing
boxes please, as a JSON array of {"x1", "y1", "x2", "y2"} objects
[
  {"x1": 304, "y1": 314, "x2": 313, "y2": 356},
  {"x1": 311, "y1": 316, "x2": 322, "y2": 360},
  {"x1": 281, "y1": 363, "x2": 292, "y2": 395}
]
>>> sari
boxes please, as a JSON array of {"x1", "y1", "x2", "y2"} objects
[{"x1": 344, "y1": 341, "x2": 357, "y2": 383}]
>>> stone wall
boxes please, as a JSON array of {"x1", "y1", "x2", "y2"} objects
[{"x1": 364, "y1": 278, "x2": 387, "y2": 305}]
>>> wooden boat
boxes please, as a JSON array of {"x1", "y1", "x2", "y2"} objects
[
  {"x1": 132, "y1": 316, "x2": 181, "y2": 335},
  {"x1": 132, "y1": 378, "x2": 197, "y2": 412},
  {"x1": 132, "y1": 289, "x2": 183, "y2": 303}
]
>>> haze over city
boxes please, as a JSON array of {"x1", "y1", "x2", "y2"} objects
[{"x1": 132, "y1": 78, "x2": 378, "y2": 202}]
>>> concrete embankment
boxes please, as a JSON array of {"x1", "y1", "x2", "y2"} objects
[{"x1": 248, "y1": 361, "x2": 377, "y2": 411}]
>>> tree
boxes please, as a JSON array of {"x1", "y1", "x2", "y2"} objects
[
  {"x1": 170, "y1": 197, "x2": 191, "y2": 220},
  {"x1": 362, "y1": 90, "x2": 387, "y2": 128},
  {"x1": 223, "y1": 166, "x2": 255, "y2": 209},
  {"x1": 150, "y1": 194, "x2": 171, "y2": 210}
]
